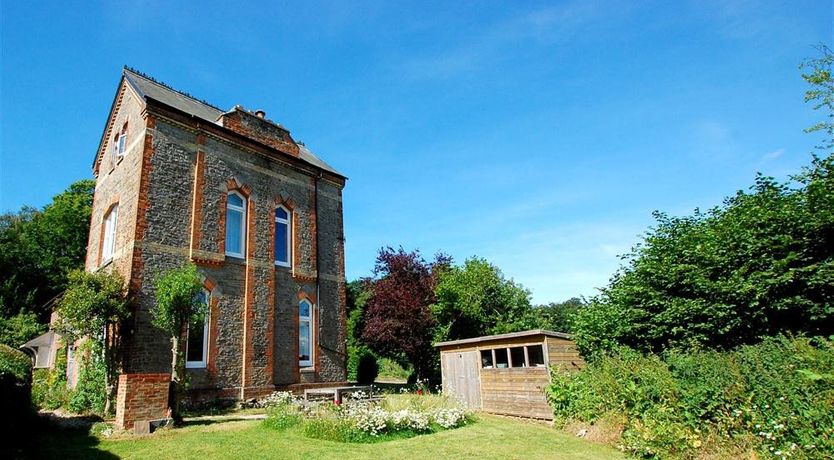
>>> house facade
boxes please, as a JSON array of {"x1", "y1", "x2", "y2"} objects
[{"x1": 87, "y1": 68, "x2": 347, "y2": 428}]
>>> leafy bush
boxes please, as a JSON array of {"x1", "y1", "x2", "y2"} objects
[
  {"x1": 0, "y1": 344, "x2": 35, "y2": 438},
  {"x1": 356, "y1": 348, "x2": 379, "y2": 384},
  {"x1": 0, "y1": 311, "x2": 46, "y2": 348},
  {"x1": 547, "y1": 336, "x2": 834, "y2": 458},
  {"x1": 263, "y1": 404, "x2": 303, "y2": 431},
  {"x1": 0, "y1": 342, "x2": 32, "y2": 381},
  {"x1": 67, "y1": 341, "x2": 107, "y2": 415}
]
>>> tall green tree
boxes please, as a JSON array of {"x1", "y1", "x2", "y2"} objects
[
  {"x1": 55, "y1": 269, "x2": 130, "y2": 415},
  {"x1": 573, "y1": 48, "x2": 834, "y2": 357},
  {"x1": 431, "y1": 257, "x2": 533, "y2": 343},
  {"x1": 151, "y1": 263, "x2": 206, "y2": 422},
  {"x1": 0, "y1": 179, "x2": 95, "y2": 346}
]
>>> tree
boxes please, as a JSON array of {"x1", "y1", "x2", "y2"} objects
[
  {"x1": 525, "y1": 297, "x2": 585, "y2": 333},
  {"x1": 346, "y1": 280, "x2": 377, "y2": 383},
  {"x1": 361, "y1": 247, "x2": 444, "y2": 382},
  {"x1": 151, "y1": 263, "x2": 206, "y2": 422},
  {"x1": 0, "y1": 179, "x2": 95, "y2": 346},
  {"x1": 431, "y1": 257, "x2": 533, "y2": 343},
  {"x1": 55, "y1": 269, "x2": 130, "y2": 415},
  {"x1": 573, "y1": 49, "x2": 834, "y2": 357}
]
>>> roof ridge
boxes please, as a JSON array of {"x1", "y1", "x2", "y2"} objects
[{"x1": 123, "y1": 65, "x2": 224, "y2": 113}]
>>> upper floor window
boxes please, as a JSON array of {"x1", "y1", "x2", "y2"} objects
[
  {"x1": 101, "y1": 204, "x2": 119, "y2": 263},
  {"x1": 225, "y1": 192, "x2": 246, "y2": 258},
  {"x1": 274, "y1": 206, "x2": 291, "y2": 267},
  {"x1": 112, "y1": 122, "x2": 128, "y2": 167},
  {"x1": 299, "y1": 299, "x2": 312, "y2": 367},
  {"x1": 186, "y1": 290, "x2": 210, "y2": 368}
]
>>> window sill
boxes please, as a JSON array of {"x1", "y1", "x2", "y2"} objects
[
  {"x1": 186, "y1": 363, "x2": 207, "y2": 370},
  {"x1": 300, "y1": 366, "x2": 315, "y2": 373},
  {"x1": 100, "y1": 258, "x2": 114, "y2": 269}
]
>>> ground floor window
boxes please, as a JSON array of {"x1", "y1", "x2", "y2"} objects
[
  {"x1": 299, "y1": 299, "x2": 313, "y2": 367},
  {"x1": 186, "y1": 290, "x2": 209, "y2": 368}
]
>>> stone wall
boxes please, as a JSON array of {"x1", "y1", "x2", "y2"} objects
[{"x1": 122, "y1": 114, "x2": 347, "y2": 394}]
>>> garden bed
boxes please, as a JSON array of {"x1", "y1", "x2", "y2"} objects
[{"x1": 261, "y1": 391, "x2": 472, "y2": 443}]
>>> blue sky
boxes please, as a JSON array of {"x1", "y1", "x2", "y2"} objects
[{"x1": 1, "y1": 1, "x2": 831, "y2": 303}]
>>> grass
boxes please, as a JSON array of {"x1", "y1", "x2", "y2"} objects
[{"x1": 33, "y1": 414, "x2": 625, "y2": 459}]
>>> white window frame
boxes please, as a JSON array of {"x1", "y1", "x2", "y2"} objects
[
  {"x1": 274, "y1": 206, "x2": 292, "y2": 267},
  {"x1": 117, "y1": 131, "x2": 127, "y2": 156},
  {"x1": 185, "y1": 290, "x2": 210, "y2": 369},
  {"x1": 299, "y1": 299, "x2": 313, "y2": 368},
  {"x1": 225, "y1": 191, "x2": 246, "y2": 258},
  {"x1": 101, "y1": 204, "x2": 118, "y2": 263}
]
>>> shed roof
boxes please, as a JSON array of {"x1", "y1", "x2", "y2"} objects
[
  {"x1": 120, "y1": 67, "x2": 344, "y2": 178},
  {"x1": 434, "y1": 329, "x2": 572, "y2": 348}
]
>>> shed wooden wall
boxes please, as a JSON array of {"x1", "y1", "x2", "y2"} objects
[
  {"x1": 479, "y1": 367, "x2": 552, "y2": 419},
  {"x1": 545, "y1": 336, "x2": 584, "y2": 371},
  {"x1": 438, "y1": 333, "x2": 584, "y2": 420}
]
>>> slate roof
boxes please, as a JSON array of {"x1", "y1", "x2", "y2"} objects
[{"x1": 121, "y1": 67, "x2": 344, "y2": 178}]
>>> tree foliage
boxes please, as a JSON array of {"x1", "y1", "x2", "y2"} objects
[
  {"x1": 360, "y1": 247, "x2": 445, "y2": 381},
  {"x1": 151, "y1": 263, "x2": 206, "y2": 422},
  {"x1": 573, "y1": 48, "x2": 834, "y2": 357},
  {"x1": 0, "y1": 179, "x2": 94, "y2": 345},
  {"x1": 431, "y1": 257, "x2": 533, "y2": 342},
  {"x1": 55, "y1": 269, "x2": 129, "y2": 415}
]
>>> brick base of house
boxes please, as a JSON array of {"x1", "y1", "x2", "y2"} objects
[{"x1": 115, "y1": 373, "x2": 170, "y2": 431}]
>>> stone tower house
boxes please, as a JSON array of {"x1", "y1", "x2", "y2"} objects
[{"x1": 87, "y1": 68, "x2": 347, "y2": 429}]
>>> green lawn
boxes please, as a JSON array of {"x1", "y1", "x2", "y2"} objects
[{"x1": 35, "y1": 415, "x2": 625, "y2": 459}]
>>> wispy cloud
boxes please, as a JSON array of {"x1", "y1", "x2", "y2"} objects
[
  {"x1": 762, "y1": 148, "x2": 785, "y2": 160},
  {"x1": 397, "y1": 1, "x2": 617, "y2": 81}
]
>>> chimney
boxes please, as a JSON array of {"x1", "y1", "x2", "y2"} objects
[{"x1": 255, "y1": 110, "x2": 266, "y2": 119}]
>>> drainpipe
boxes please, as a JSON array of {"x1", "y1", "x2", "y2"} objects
[{"x1": 314, "y1": 173, "x2": 321, "y2": 373}]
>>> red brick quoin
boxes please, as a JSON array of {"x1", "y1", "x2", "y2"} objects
[{"x1": 115, "y1": 373, "x2": 170, "y2": 431}]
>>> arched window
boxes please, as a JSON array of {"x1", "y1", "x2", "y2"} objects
[
  {"x1": 274, "y1": 206, "x2": 292, "y2": 267},
  {"x1": 101, "y1": 204, "x2": 119, "y2": 264},
  {"x1": 299, "y1": 299, "x2": 313, "y2": 367},
  {"x1": 225, "y1": 192, "x2": 246, "y2": 257},
  {"x1": 186, "y1": 289, "x2": 210, "y2": 368}
]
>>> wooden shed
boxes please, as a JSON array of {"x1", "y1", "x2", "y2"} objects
[{"x1": 435, "y1": 329, "x2": 583, "y2": 420}]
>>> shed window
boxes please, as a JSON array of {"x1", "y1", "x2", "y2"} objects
[
  {"x1": 480, "y1": 350, "x2": 494, "y2": 368},
  {"x1": 527, "y1": 345, "x2": 545, "y2": 366},
  {"x1": 494, "y1": 348, "x2": 509, "y2": 368},
  {"x1": 274, "y1": 206, "x2": 291, "y2": 267},
  {"x1": 225, "y1": 192, "x2": 246, "y2": 257},
  {"x1": 510, "y1": 347, "x2": 526, "y2": 368}
]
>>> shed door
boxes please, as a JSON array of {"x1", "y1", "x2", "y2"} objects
[{"x1": 442, "y1": 351, "x2": 481, "y2": 409}]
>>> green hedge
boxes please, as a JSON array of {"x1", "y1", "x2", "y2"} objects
[
  {"x1": 547, "y1": 336, "x2": 834, "y2": 458},
  {"x1": 0, "y1": 343, "x2": 35, "y2": 442}
]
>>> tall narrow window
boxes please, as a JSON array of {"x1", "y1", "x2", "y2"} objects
[
  {"x1": 299, "y1": 299, "x2": 312, "y2": 367},
  {"x1": 112, "y1": 122, "x2": 128, "y2": 166},
  {"x1": 186, "y1": 290, "x2": 209, "y2": 368},
  {"x1": 274, "y1": 206, "x2": 291, "y2": 267},
  {"x1": 225, "y1": 192, "x2": 246, "y2": 258},
  {"x1": 101, "y1": 204, "x2": 119, "y2": 263},
  {"x1": 116, "y1": 123, "x2": 128, "y2": 156}
]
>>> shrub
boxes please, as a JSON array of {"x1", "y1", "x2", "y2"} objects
[
  {"x1": 263, "y1": 404, "x2": 303, "y2": 432},
  {"x1": 356, "y1": 349, "x2": 379, "y2": 384},
  {"x1": 547, "y1": 336, "x2": 834, "y2": 459},
  {"x1": 0, "y1": 311, "x2": 46, "y2": 348},
  {"x1": 0, "y1": 343, "x2": 35, "y2": 439},
  {"x1": 67, "y1": 341, "x2": 107, "y2": 415}
]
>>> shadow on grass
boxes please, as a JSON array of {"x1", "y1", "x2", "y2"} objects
[{"x1": 9, "y1": 413, "x2": 120, "y2": 460}]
